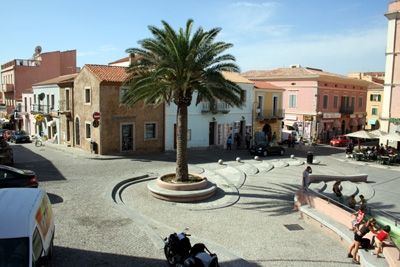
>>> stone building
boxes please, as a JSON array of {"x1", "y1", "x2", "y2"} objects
[{"x1": 73, "y1": 64, "x2": 164, "y2": 155}]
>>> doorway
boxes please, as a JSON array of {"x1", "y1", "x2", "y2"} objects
[
  {"x1": 121, "y1": 124, "x2": 134, "y2": 152},
  {"x1": 209, "y1": 122, "x2": 216, "y2": 145}
]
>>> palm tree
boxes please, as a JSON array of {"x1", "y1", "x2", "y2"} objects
[{"x1": 123, "y1": 19, "x2": 243, "y2": 182}]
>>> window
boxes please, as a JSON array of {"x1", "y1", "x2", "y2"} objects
[
  {"x1": 351, "y1": 97, "x2": 355, "y2": 108},
  {"x1": 289, "y1": 95, "x2": 297, "y2": 108},
  {"x1": 240, "y1": 90, "x2": 246, "y2": 103},
  {"x1": 51, "y1": 94, "x2": 55, "y2": 110},
  {"x1": 65, "y1": 89, "x2": 70, "y2": 110},
  {"x1": 323, "y1": 95, "x2": 328, "y2": 109},
  {"x1": 85, "y1": 123, "x2": 91, "y2": 139},
  {"x1": 358, "y1": 97, "x2": 363, "y2": 108},
  {"x1": 34, "y1": 95, "x2": 37, "y2": 104},
  {"x1": 370, "y1": 94, "x2": 381, "y2": 102},
  {"x1": 333, "y1": 96, "x2": 338, "y2": 108},
  {"x1": 372, "y1": 108, "x2": 378, "y2": 115},
  {"x1": 24, "y1": 97, "x2": 27, "y2": 112},
  {"x1": 144, "y1": 123, "x2": 157, "y2": 140},
  {"x1": 120, "y1": 87, "x2": 128, "y2": 103},
  {"x1": 85, "y1": 88, "x2": 91, "y2": 104},
  {"x1": 75, "y1": 118, "x2": 80, "y2": 145}
]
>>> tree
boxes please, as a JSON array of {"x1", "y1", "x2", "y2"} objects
[{"x1": 123, "y1": 19, "x2": 243, "y2": 182}]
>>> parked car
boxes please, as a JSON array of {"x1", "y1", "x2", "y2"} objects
[
  {"x1": 0, "y1": 138, "x2": 13, "y2": 165},
  {"x1": 0, "y1": 165, "x2": 38, "y2": 188},
  {"x1": 249, "y1": 142, "x2": 285, "y2": 157},
  {"x1": 10, "y1": 130, "x2": 31, "y2": 143},
  {"x1": 0, "y1": 188, "x2": 55, "y2": 267},
  {"x1": 330, "y1": 135, "x2": 351, "y2": 147}
]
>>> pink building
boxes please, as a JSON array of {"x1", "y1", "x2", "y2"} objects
[
  {"x1": 243, "y1": 65, "x2": 371, "y2": 143},
  {"x1": 0, "y1": 47, "x2": 77, "y2": 129}
]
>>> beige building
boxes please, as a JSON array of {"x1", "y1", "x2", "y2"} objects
[
  {"x1": 73, "y1": 64, "x2": 164, "y2": 155},
  {"x1": 252, "y1": 81, "x2": 284, "y2": 142},
  {"x1": 365, "y1": 82, "x2": 384, "y2": 130}
]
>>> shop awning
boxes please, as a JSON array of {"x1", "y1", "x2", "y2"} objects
[{"x1": 368, "y1": 119, "x2": 377, "y2": 125}]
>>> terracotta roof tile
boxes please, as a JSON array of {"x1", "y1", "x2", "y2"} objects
[
  {"x1": 85, "y1": 64, "x2": 129, "y2": 82},
  {"x1": 33, "y1": 73, "x2": 78, "y2": 86},
  {"x1": 254, "y1": 81, "x2": 284, "y2": 90},
  {"x1": 221, "y1": 71, "x2": 254, "y2": 84}
]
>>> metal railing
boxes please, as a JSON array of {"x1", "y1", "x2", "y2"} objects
[
  {"x1": 31, "y1": 104, "x2": 52, "y2": 114},
  {"x1": 201, "y1": 101, "x2": 230, "y2": 113},
  {"x1": 339, "y1": 105, "x2": 354, "y2": 114},
  {"x1": 256, "y1": 108, "x2": 284, "y2": 120}
]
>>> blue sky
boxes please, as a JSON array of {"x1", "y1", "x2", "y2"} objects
[{"x1": 0, "y1": 0, "x2": 390, "y2": 75}]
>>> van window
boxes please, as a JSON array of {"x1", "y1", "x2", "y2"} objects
[
  {"x1": 32, "y1": 228, "x2": 43, "y2": 262},
  {"x1": 0, "y1": 237, "x2": 29, "y2": 266}
]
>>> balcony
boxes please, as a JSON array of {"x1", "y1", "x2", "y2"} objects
[
  {"x1": 340, "y1": 105, "x2": 354, "y2": 114},
  {"x1": 201, "y1": 102, "x2": 230, "y2": 114},
  {"x1": 256, "y1": 108, "x2": 284, "y2": 121},
  {"x1": 31, "y1": 104, "x2": 52, "y2": 115},
  {"x1": 0, "y1": 84, "x2": 14, "y2": 92}
]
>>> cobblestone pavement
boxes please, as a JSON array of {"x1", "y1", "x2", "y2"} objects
[{"x1": 11, "y1": 143, "x2": 399, "y2": 266}]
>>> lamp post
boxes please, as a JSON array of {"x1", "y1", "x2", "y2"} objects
[{"x1": 316, "y1": 111, "x2": 323, "y2": 142}]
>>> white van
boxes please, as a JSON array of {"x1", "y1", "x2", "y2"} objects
[
  {"x1": 281, "y1": 129, "x2": 299, "y2": 144},
  {"x1": 0, "y1": 188, "x2": 55, "y2": 267}
]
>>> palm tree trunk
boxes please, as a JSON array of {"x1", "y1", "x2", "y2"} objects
[{"x1": 175, "y1": 104, "x2": 189, "y2": 182}]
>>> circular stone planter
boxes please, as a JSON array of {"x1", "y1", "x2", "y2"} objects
[{"x1": 148, "y1": 173, "x2": 217, "y2": 202}]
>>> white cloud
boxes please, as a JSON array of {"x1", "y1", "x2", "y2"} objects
[{"x1": 220, "y1": 1, "x2": 291, "y2": 37}]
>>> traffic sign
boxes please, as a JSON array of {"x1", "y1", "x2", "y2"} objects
[{"x1": 92, "y1": 112, "x2": 101, "y2": 120}]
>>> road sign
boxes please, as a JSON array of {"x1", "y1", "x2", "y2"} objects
[
  {"x1": 92, "y1": 112, "x2": 101, "y2": 120},
  {"x1": 92, "y1": 120, "x2": 100, "y2": 128}
]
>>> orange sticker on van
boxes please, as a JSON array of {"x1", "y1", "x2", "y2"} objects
[{"x1": 35, "y1": 196, "x2": 53, "y2": 239}]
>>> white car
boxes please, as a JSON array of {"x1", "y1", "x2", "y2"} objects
[{"x1": 0, "y1": 188, "x2": 55, "y2": 266}]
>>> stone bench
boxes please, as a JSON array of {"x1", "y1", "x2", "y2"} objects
[{"x1": 309, "y1": 174, "x2": 368, "y2": 184}]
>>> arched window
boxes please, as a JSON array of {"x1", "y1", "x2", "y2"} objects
[{"x1": 75, "y1": 117, "x2": 80, "y2": 145}]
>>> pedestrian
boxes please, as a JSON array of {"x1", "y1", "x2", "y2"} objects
[
  {"x1": 350, "y1": 207, "x2": 365, "y2": 231},
  {"x1": 302, "y1": 166, "x2": 312, "y2": 190},
  {"x1": 287, "y1": 134, "x2": 292, "y2": 148},
  {"x1": 272, "y1": 132, "x2": 277, "y2": 144},
  {"x1": 372, "y1": 225, "x2": 391, "y2": 258},
  {"x1": 358, "y1": 195, "x2": 367, "y2": 211},
  {"x1": 348, "y1": 218, "x2": 377, "y2": 264},
  {"x1": 245, "y1": 132, "x2": 252, "y2": 149},
  {"x1": 226, "y1": 135, "x2": 232, "y2": 150},
  {"x1": 333, "y1": 181, "x2": 343, "y2": 198},
  {"x1": 348, "y1": 195, "x2": 357, "y2": 210}
]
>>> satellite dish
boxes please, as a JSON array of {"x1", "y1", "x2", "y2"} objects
[
  {"x1": 35, "y1": 46, "x2": 42, "y2": 55},
  {"x1": 38, "y1": 93, "x2": 45, "y2": 101}
]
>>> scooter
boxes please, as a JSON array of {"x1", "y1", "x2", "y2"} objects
[{"x1": 164, "y1": 231, "x2": 220, "y2": 267}]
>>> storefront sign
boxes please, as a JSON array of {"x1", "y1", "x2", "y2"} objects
[
  {"x1": 350, "y1": 114, "x2": 357, "y2": 118},
  {"x1": 321, "y1": 119, "x2": 334, "y2": 123},
  {"x1": 323, "y1": 113, "x2": 341, "y2": 119},
  {"x1": 303, "y1": 115, "x2": 313, "y2": 121}
]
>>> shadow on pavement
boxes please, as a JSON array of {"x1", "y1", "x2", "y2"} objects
[
  {"x1": 47, "y1": 192, "x2": 64, "y2": 204},
  {"x1": 11, "y1": 144, "x2": 66, "y2": 181},
  {"x1": 53, "y1": 246, "x2": 165, "y2": 267}
]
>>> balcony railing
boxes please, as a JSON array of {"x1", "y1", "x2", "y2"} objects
[
  {"x1": 339, "y1": 105, "x2": 354, "y2": 114},
  {"x1": 256, "y1": 108, "x2": 284, "y2": 120},
  {"x1": 31, "y1": 104, "x2": 53, "y2": 114},
  {"x1": 201, "y1": 102, "x2": 230, "y2": 114},
  {"x1": 0, "y1": 84, "x2": 14, "y2": 92}
]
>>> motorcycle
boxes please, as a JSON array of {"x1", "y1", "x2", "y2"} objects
[{"x1": 164, "y1": 231, "x2": 220, "y2": 267}]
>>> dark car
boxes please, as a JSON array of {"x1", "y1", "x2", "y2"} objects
[
  {"x1": 0, "y1": 165, "x2": 38, "y2": 188},
  {"x1": 0, "y1": 138, "x2": 13, "y2": 165},
  {"x1": 10, "y1": 130, "x2": 31, "y2": 144},
  {"x1": 249, "y1": 142, "x2": 285, "y2": 157}
]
